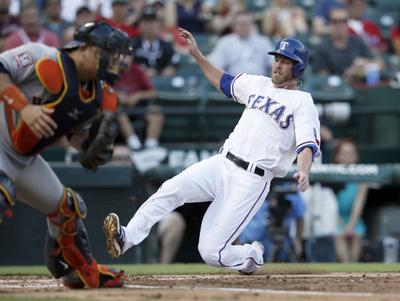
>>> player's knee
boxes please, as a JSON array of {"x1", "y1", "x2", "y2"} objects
[{"x1": 198, "y1": 243, "x2": 220, "y2": 266}]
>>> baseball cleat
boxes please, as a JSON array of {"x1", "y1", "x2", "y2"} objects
[
  {"x1": 103, "y1": 213, "x2": 125, "y2": 259},
  {"x1": 239, "y1": 241, "x2": 264, "y2": 275}
]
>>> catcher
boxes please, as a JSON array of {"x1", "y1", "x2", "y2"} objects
[{"x1": 0, "y1": 21, "x2": 129, "y2": 288}]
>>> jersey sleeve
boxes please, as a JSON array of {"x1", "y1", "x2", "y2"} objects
[
  {"x1": 0, "y1": 43, "x2": 57, "y2": 85},
  {"x1": 230, "y1": 73, "x2": 253, "y2": 105},
  {"x1": 294, "y1": 95, "x2": 321, "y2": 159}
]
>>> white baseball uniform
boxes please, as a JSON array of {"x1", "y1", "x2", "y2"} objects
[{"x1": 121, "y1": 73, "x2": 320, "y2": 272}]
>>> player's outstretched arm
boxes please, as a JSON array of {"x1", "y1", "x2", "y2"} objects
[
  {"x1": 179, "y1": 28, "x2": 224, "y2": 91},
  {"x1": 293, "y1": 147, "x2": 313, "y2": 192}
]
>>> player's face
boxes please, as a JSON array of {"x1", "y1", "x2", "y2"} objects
[
  {"x1": 78, "y1": 46, "x2": 126, "y2": 82},
  {"x1": 105, "y1": 51, "x2": 126, "y2": 76},
  {"x1": 83, "y1": 46, "x2": 102, "y2": 78},
  {"x1": 271, "y1": 55, "x2": 295, "y2": 87}
]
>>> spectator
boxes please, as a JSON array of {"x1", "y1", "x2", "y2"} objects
[
  {"x1": 158, "y1": 203, "x2": 212, "y2": 263},
  {"x1": 157, "y1": 211, "x2": 186, "y2": 263},
  {"x1": 113, "y1": 55, "x2": 164, "y2": 167},
  {"x1": 313, "y1": 8, "x2": 383, "y2": 85},
  {"x1": 390, "y1": 7, "x2": 400, "y2": 56},
  {"x1": 0, "y1": 0, "x2": 19, "y2": 52},
  {"x1": 261, "y1": 0, "x2": 308, "y2": 42},
  {"x1": 61, "y1": 0, "x2": 113, "y2": 22},
  {"x1": 333, "y1": 139, "x2": 368, "y2": 263},
  {"x1": 240, "y1": 183, "x2": 306, "y2": 262},
  {"x1": 62, "y1": 6, "x2": 94, "y2": 45},
  {"x1": 100, "y1": 0, "x2": 140, "y2": 37},
  {"x1": 164, "y1": 0, "x2": 212, "y2": 34},
  {"x1": 3, "y1": 4, "x2": 60, "y2": 50},
  {"x1": 208, "y1": 11, "x2": 273, "y2": 76},
  {"x1": 347, "y1": 0, "x2": 387, "y2": 55},
  {"x1": 125, "y1": 0, "x2": 146, "y2": 28},
  {"x1": 132, "y1": 6, "x2": 180, "y2": 77},
  {"x1": 301, "y1": 183, "x2": 339, "y2": 262},
  {"x1": 41, "y1": 0, "x2": 72, "y2": 42},
  {"x1": 312, "y1": 0, "x2": 347, "y2": 36},
  {"x1": 208, "y1": 0, "x2": 246, "y2": 35}
]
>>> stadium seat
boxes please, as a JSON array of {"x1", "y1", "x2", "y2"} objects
[
  {"x1": 354, "y1": 86, "x2": 400, "y2": 146},
  {"x1": 302, "y1": 74, "x2": 356, "y2": 102},
  {"x1": 370, "y1": 0, "x2": 399, "y2": 13},
  {"x1": 151, "y1": 75, "x2": 205, "y2": 143},
  {"x1": 192, "y1": 33, "x2": 218, "y2": 55},
  {"x1": 41, "y1": 146, "x2": 67, "y2": 162},
  {"x1": 245, "y1": 0, "x2": 271, "y2": 12},
  {"x1": 202, "y1": 81, "x2": 242, "y2": 142},
  {"x1": 152, "y1": 75, "x2": 202, "y2": 102}
]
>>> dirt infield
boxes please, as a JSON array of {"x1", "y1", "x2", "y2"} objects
[{"x1": 1, "y1": 273, "x2": 400, "y2": 301}]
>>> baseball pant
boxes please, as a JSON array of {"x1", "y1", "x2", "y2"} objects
[
  {"x1": 0, "y1": 146, "x2": 64, "y2": 214},
  {"x1": 123, "y1": 153, "x2": 273, "y2": 271}
]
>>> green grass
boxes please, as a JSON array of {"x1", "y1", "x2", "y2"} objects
[{"x1": 0, "y1": 263, "x2": 399, "y2": 276}]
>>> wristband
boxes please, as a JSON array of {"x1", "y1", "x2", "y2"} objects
[{"x1": 0, "y1": 84, "x2": 29, "y2": 112}]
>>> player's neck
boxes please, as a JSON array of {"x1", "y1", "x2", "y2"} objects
[
  {"x1": 273, "y1": 79, "x2": 299, "y2": 90},
  {"x1": 67, "y1": 51, "x2": 91, "y2": 81}
]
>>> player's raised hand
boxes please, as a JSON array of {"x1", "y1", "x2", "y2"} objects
[
  {"x1": 293, "y1": 171, "x2": 309, "y2": 192},
  {"x1": 179, "y1": 28, "x2": 200, "y2": 56},
  {"x1": 20, "y1": 105, "x2": 57, "y2": 138}
]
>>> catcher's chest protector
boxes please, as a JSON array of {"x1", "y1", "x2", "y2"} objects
[{"x1": 10, "y1": 51, "x2": 104, "y2": 156}]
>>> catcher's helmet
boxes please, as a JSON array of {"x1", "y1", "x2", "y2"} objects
[
  {"x1": 64, "y1": 21, "x2": 133, "y2": 84},
  {"x1": 268, "y1": 38, "x2": 309, "y2": 78},
  {"x1": 73, "y1": 21, "x2": 132, "y2": 54}
]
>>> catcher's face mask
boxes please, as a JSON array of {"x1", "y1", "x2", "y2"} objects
[
  {"x1": 97, "y1": 50, "x2": 126, "y2": 85},
  {"x1": 72, "y1": 21, "x2": 134, "y2": 84}
]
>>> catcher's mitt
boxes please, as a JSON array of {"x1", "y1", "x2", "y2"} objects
[{"x1": 79, "y1": 111, "x2": 118, "y2": 170}]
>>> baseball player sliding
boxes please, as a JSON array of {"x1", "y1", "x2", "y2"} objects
[
  {"x1": 0, "y1": 22, "x2": 130, "y2": 288},
  {"x1": 104, "y1": 28, "x2": 321, "y2": 274}
]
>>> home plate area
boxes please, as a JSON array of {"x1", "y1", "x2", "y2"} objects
[{"x1": 1, "y1": 273, "x2": 400, "y2": 301}]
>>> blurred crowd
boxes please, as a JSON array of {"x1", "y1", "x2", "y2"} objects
[
  {"x1": 1, "y1": 0, "x2": 398, "y2": 78},
  {"x1": 1, "y1": 0, "x2": 397, "y2": 263},
  {"x1": 2, "y1": 0, "x2": 399, "y2": 157}
]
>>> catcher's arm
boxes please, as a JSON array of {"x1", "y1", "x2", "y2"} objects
[{"x1": 77, "y1": 111, "x2": 119, "y2": 170}]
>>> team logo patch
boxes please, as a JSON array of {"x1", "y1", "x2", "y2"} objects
[{"x1": 14, "y1": 52, "x2": 33, "y2": 68}]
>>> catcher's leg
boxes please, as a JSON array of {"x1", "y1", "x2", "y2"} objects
[
  {"x1": 45, "y1": 188, "x2": 124, "y2": 288},
  {"x1": 14, "y1": 156, "x2": 124, "y2": 288},
  {"x1": 0, "y1": 171, "x2": 16, "y2": 224}
]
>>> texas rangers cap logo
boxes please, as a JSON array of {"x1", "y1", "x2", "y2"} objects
[{"x1": 280, "y1": 41, "x2": 289, "y2": 50}]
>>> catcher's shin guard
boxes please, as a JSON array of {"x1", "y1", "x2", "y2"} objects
[
  {"x1": 45, "y1": 188, "x2": 124, "y2": 288},
  {"x1": 0, "y1": 171, "x2": 16, "y2": 224}
]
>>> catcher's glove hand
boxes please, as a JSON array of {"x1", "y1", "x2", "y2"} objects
[{"x1": 79, "y1": 111, "x2": 118, "y2": 170}]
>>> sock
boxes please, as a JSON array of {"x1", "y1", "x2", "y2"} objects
[
  {"x1": 144, "y1": 138, "x2": 159, "y2": 148},
  {"x1": 128, "y1": 135, "x2": 142, "y2": 150}
]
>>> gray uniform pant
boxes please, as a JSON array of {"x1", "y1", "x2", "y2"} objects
[{"x1": 0, "y1": 146, "x2": 64, "y2": 215}]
